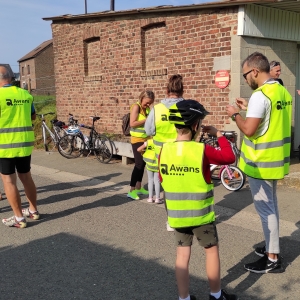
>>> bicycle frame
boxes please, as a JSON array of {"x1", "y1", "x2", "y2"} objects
[{"x1": 210, "y1": 164, "x2": 232, "y2": 179}]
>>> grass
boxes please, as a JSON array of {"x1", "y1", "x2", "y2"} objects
[{"x1": 32, "y1": 96, "x2": 57, "y2": 149}]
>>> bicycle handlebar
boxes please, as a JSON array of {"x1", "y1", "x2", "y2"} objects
[
  {"x1": 80, "y1": 124, "x2": 93, "y2": 130},
  {"x1": 37, "y1": 112, "x2": 55, "y2": 117}
]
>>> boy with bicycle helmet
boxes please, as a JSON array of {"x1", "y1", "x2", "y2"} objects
[{"x1": 159, "y1": 100, "x2": 238, "y2": 300}]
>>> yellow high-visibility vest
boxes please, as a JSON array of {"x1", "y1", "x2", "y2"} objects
[
  {"x1": 130, "y1": 102, "x2": 150, "y2": 138},
  {"x1": 160, "y1": 141, "x2": 215, "y2": 228},
  {"x1": 0, "y1": 86, "x2": 34, "y2": 158},
  {"x1": 239, "y1": 83, "x2": 292, "y2": 179}
]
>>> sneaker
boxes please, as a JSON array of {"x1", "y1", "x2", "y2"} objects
[
  {"x1": 127, "y1": 190, "x2": 140, "y2": 200},
  {"x1": 2, "y1": 216, "x2": 27, "y2": 228},
  {"x1": 155, "y1": 198, "x2": 163, "y2": 204},
  {"x1": 255, "y1": 245, "x2": 266, "y2": 257},
  {"x1": 190, "y1": 296, "x2": 197, "y2": 300},
  {"x1": 147, "y1": 198, "x2": 154, "y2": 203},
  {"x1": 209, "y1": 289, "x2": 239, "y2": 300},
  {"x1": 166, "y1": 221, "x2": 174, "y2": 232},
  {"x1": 244, "y1": 254, "x2": 283, "y2": 273},
  {"x1": 22, "y1": 208, "x2": 40, "y2": 220},
  {"x1": 135, "y1": 187, "x2": 149, "y2": 195}
]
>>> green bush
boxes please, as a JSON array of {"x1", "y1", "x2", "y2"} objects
[{"x1": 33, "y1": 96, "x2": 57, "y2": 149}]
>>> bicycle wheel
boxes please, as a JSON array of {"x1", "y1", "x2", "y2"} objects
[
  {"x1": 58, "y1": 135, "x2": 84, "y2": 159},
  {"x1": 220, "y1": 165, "x2": 245, "y2": 191},
  {"x1": 93, "y1": 134, "x2": 113, "y2": 163}
]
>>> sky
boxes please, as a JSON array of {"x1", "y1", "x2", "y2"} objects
[{"x1": 0, "y1": 0, "x2": 218, "y2": 73}]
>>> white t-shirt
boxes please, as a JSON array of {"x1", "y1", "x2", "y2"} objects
[{"x1": 246, "y1": 81, "x2": 279, "y2": 139}]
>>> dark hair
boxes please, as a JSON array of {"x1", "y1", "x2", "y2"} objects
[
  {"x1": 139, "y1": 90, "x2": 155, "y2": 102},
  {"x1": 167, "y1": 74, "x2": 184, "y2": 97},
  {"x1": 270, "y1": 61, "x2": 280, "y2": 69},
  {"x1": 242, "y1": 52, "x2": 270, "y2": 73}
]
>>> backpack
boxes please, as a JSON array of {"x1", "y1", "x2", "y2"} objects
[{"x1": 122, "y1": 113, "x2": 130, "y2": 136}]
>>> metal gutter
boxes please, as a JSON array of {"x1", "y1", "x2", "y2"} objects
[{"x1": 42, "y1": 0, "x2": 276, "y2": 21}]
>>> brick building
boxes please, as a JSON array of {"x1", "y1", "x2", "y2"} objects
[
  {"x1": 43, "y1": 0, "x2": 300, "y2": 150},
  {"x1": 18, "y1": 39, "x2": 55, "y2": 95}
]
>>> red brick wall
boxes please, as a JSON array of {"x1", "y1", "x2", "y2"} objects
[
  {"x1": 51, "y1": 7, "x2": 238, "y2": 133},
  {"x1": 35, "y1": 45, "x2": 55, "y2": 95}
]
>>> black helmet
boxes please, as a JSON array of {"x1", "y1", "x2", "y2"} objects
[{"x1": 169, "y1": 99, "x2": 210, "y2": 126}]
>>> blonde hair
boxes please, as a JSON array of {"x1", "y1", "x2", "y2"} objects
[{"x1": 139, "y1": 90, "x2": 155, "y2": 102}]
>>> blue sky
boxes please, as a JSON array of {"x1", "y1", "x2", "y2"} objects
[{"x1": 1, "y1": 0, "x2": 217, "y2": 72}]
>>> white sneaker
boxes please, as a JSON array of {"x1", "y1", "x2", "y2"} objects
[
  {"x1": 166, "y1": 221, "x2": 174, "y2": 232},
  {"x1": 147, "y1": 198, "x2": 154, "y2": 203},
  {"x1": 155, "y1": 198, "x2": 163, "y2": 204}
]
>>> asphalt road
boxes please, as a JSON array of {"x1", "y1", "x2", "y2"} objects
[{"x1": 0, "y1": 150, "x2": 299, "y2": 300}]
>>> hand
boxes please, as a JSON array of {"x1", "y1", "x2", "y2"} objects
[
  {"x1": 297, "y1": 90, "x2": 300, "y2": 96},
  {"x1": 137, "y1": 146, "x2": 145, "y2": 153},
  {"x1": 202, "y1": 125, "x2": 219, "y2": 137},
  {"x1": 226, "y1": 105, "x2": 239, "y2": 117},
  {"x1": 235, "y1": 97, "x2": 248, "y2": 110}
]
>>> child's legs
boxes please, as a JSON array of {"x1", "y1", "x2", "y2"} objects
[
  {"x1": 146, "y1": 169, "x2": 154, "y2": 199},
  {"x1": 153, "y1": 171, "x2": 161, "y2": 199},
  {"x1": 176, "y1": 246, "x2": 191, "y2": 299},
  {"x1": 193, "y1": 223, "x2": 220, "y2": 293},
  {"x1": 204, "y1": 245, "x2": 221, "y2": 293}
]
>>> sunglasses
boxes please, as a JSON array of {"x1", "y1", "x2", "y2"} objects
[
  {"x1": 243, "y1": 69, "x2": 253, "y2": 80},
  {"x1": 270, "y1": 62, "x2": 280, "y2": 68}
]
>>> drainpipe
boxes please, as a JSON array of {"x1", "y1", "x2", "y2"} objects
[
  {"x1": 110, "y1": 0, "x2": 114, "y2": 11},
  {"x1": 85, "y1": 0, "x2": 87, "y2": 14}
]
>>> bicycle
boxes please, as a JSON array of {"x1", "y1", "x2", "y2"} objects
[
  {"x1": 200, "y1": 131, "x2": 245, "y2": 191},
  {"x1": 58, "y1": 115, "x2": 113, "y2": 163},
  {"x1": 37, "y1": 112, "x2": 67, "y2": 152}
]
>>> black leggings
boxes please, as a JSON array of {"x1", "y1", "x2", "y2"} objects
[{"x1": 130, "y1": 142, "x2": 146, "y2": 187}]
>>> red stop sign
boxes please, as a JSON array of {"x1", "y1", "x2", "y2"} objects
[{"x1": 215, "y1": 70, "x2": 230, "y2": 89}]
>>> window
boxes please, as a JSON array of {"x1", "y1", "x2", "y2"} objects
[
  {"x1": 27, "y1": 65, "x2": 30, "y2": 75},
  {"x1": 22, "y1": 67, "x2": 24, "y2": 75}
]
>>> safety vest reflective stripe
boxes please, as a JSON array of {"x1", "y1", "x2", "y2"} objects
[
  {"x1": 130, "y1": 127, "x2": 146, "y2": 134},
  {"x1": 168, "y1": 205, "x2": 214, "y2": 218},
  {"x1": 243, "y1": 137, "x2": 291, "y2": 150},
  {"x1": 165, "y1": 190, "x2": 214, "y2": 200},
  {"x1": 0, "y1": 126, "x2": 33, "y2": 133},
  {"x1": 240, "y1": 152, "x2": 290, "y2": 168},
  {"x1": 143, "y1": 157, "x2": 156, "y2": 164},
  {"x1": 0, "y1": 141, "x2": 34, "y2": 149},
  {"x1": 153, "y1": 140, "x2": 164, "y2": 147}
]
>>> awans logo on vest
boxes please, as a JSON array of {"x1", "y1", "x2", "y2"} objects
[
  {"x1": 6, "y1": 99, "x2": 30, "y2": 106},
  {"x1": 160, "y1": 163, "x2": 200, "y2": 175},
  {"x1": 276, "y1": 100, "x2": 292, "y2": 110}
]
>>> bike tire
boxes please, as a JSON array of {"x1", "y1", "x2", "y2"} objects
[
  {"x1": 220, "y1": 165, "x2": 245, "y2": 191},
  {"x1": 58, "y1": 135, "x2": 84, "y2": 159},
  {"x1": 93, "y1": 134, "x2": 113, "y2": 163}
]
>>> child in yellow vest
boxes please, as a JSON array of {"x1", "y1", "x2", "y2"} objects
[{"x1": 137, "y1": 139, "x2": 162, "y2": 204}]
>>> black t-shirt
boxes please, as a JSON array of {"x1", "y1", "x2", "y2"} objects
[{"x1": 275, "y1": 78, "x2": 284, "y2": 86}]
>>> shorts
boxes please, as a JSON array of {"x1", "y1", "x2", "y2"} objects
[
  {"x1": 0, "y1": 155, "x2": 31, "y2": 175},
  {"x1": 174, "y1": 222, "x2": 218, "y2": 248}
]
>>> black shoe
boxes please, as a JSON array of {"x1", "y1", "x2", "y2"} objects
[
  {"x1": 255, "y1": 245, "x2": 266, "y2": 257},
  {"x1": 209, "y1": 289, "x2": 239, "y2": 300},
  {"x1": 244, "y1": 254, "x2": 283, "y2": 273},
  {"x1": 190, "y1": 296, "x2": 197, "y2": 300}
]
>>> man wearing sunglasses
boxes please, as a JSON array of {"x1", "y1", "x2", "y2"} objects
[
  {"x1": 226, "y1": 52, "x2": 292, "y2": 274},
  {"x1": 269, "y1": 60, "x2": 284, "y2": 86}
]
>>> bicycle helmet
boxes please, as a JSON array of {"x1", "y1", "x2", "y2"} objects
[
  {"x1": 66, "y1": 126, "x2": 80, "y2": 135},
  {"x1": 169, "y1": 99, "x2": 210, "y2": 126}
]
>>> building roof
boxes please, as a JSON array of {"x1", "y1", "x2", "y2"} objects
[
  {"x1": 18, "y1": 39, "x2": 53, "y2": 63},
  {"x1": 0, "y1": 64, "x2": 14, "y2": 78},
  {"x1": 42, "y1": 0, "x2": 300, "y2": 21}
]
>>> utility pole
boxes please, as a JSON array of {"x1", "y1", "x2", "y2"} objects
[
  {"x1": 85, "y1": 0, "x2": 87, "y2": 14},
  {"x1": 110, "y1": 0, "x2": 114, "y2": 11}
]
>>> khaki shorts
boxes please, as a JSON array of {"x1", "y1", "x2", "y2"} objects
[{"x1": 174, "y1": 222, "x2": 218, "y2": 248}]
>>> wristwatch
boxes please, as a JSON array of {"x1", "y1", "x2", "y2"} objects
[{"x1": 231, "y1": 112, "x2": 240, "y2": 121}]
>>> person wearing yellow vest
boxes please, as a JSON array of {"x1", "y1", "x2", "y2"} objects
[
  {"x1": 137, "y1": 139, "x2": 162, "y2": 204},
  {"x1": 145, "y1": 74, "x2": 185, "y2": 231},
  {"x1": 159, "y1": 100, "x2": 237, "y2": 300},
  {"x1": 0, "y1": 66, "x2": 38, "y2": 228},
  {"x1": 127, "y1": 90, "x2": 154, "y2": 200},
  {"x1": 227, "y1": 52, "x2": 292, "y2": 274}
]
